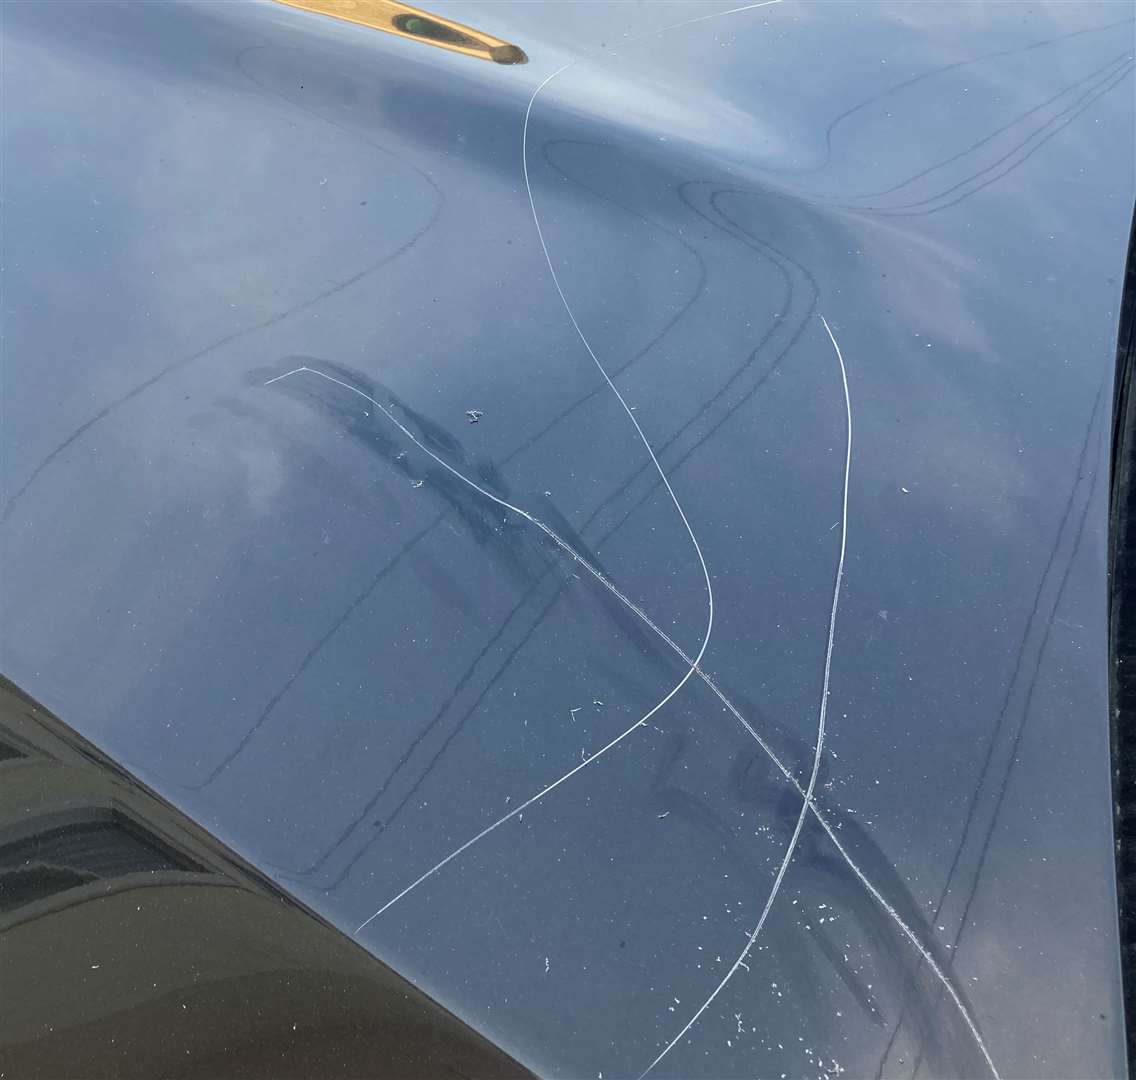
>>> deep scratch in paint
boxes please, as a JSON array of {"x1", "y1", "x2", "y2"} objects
[{"x1": 640, "y1": 317, "x2": 849, "y2": 1078}]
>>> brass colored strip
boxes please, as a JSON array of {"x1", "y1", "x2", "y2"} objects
[{"x1": 271, "y1": 0, "x2": 527, "y2": 64}]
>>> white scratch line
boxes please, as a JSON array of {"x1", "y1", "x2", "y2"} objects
[
  {"x1": 522, "y1": 77, "x2": 713, "y2": 622},
  {"x1": 817, "y1": 802, "x2": 1000, "y2": 1079},
  {"x1": 634, "y1": 0, "x2": 783, "y2": 35},
  {"x1": 639, "y1": 316, "x2": 850, "y2": 1079},
  {"x1": 263, "y1": 366, "x2": 308, "y2": 386},
  {"x1": 643, "y1": 329, "x2": 998, "y2": 1080},
  {"x1": 351, "y1": 701, "x2": 680, "y2": 926},
  {"x1": 268, "y1": 368, "x2": 686, "y2": 664},
  {"x1": 266, "y1": 361, "x2": 996, "y2": 1077}
]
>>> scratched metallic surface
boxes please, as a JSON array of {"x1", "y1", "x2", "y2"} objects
[{"x1": 2, "y1": 1, "x2": 1133, "y2": 1076}]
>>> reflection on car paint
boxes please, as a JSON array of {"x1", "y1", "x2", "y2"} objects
[{"x1": 0, "y1": 678, "x2": 531, "y2": 1079}]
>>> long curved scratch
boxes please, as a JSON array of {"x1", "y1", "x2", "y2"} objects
[
  {"x1": 353, "y1": 27, "x2": 738, "y2": 929},
  {"x1": 640, "y1": 314, "x2": 850, "y2": 1078},
  {"x1": 520, "y1": 62, "x2": 716, "y2": 656},
  {"x1": 663, "y1": 331, "x2": 997, "y2": 1080}
]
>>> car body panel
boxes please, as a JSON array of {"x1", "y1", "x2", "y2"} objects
[{"x1": 2, "y1": 2, "x2": 1133, "y2": 1076}]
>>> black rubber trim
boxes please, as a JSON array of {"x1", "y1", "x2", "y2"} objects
[{"x1": 1109, "y1": 201, "x2": 1136, "y2": 1078}]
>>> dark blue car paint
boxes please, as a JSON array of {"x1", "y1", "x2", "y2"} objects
[{"x1": 2, "y1": 2, "x2": 1133, "y2": 1076}]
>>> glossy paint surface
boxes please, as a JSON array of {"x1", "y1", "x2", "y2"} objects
[{"x1": 2, "y1": 2, "x2": 1133, "y2": 1076}]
